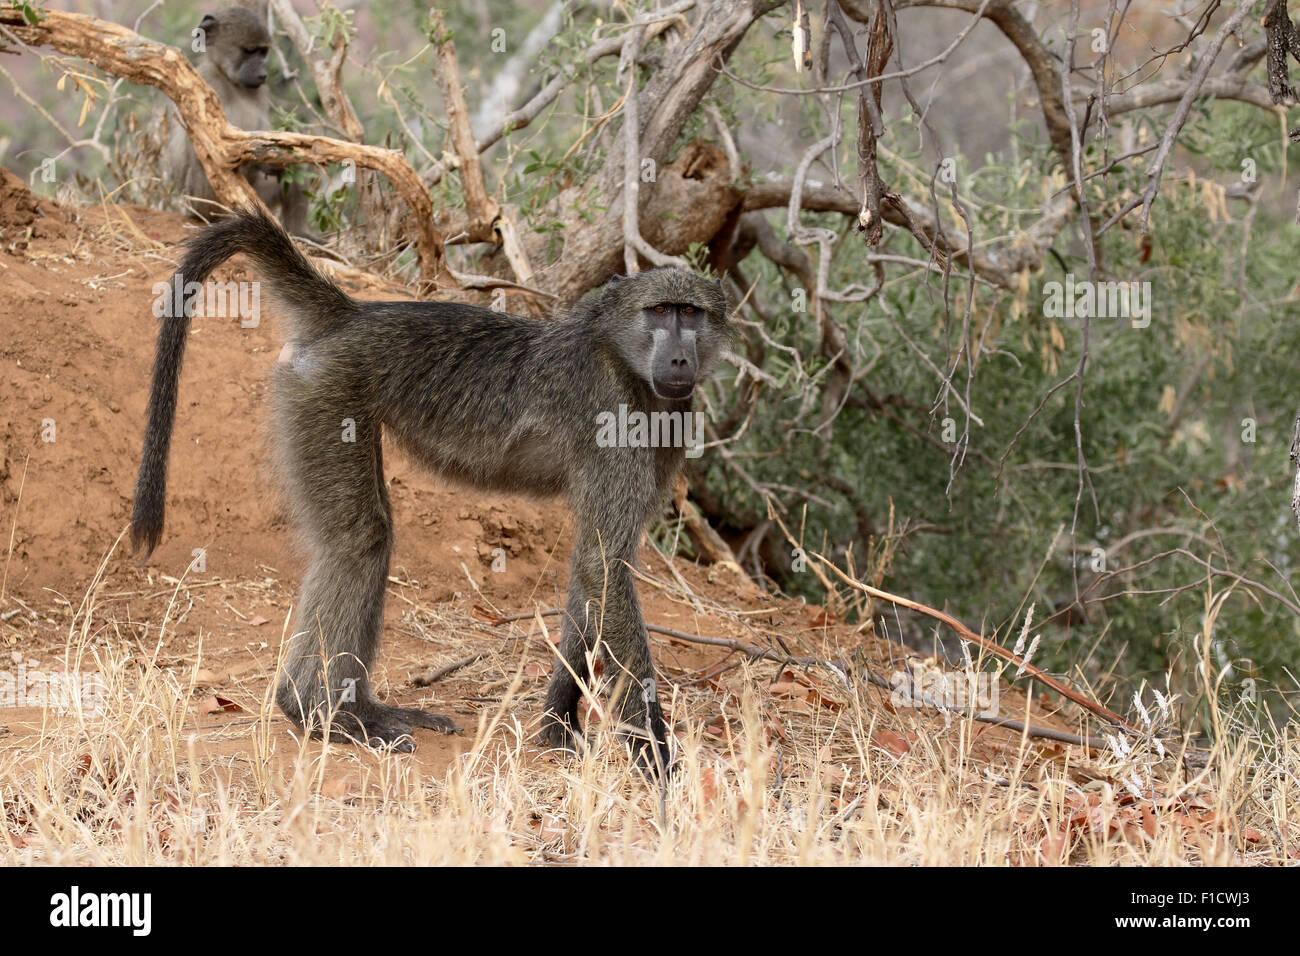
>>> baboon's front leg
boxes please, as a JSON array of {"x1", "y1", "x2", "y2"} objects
[
  {"x1": 539, "y1": 501, "x2": 670, "y2": 771},
  {"x1": 537, "y1": 554, "x2": 596, "y2": 751},
  {"x1": 594, "y1": 556, "x2": 671, "y2": 773}
]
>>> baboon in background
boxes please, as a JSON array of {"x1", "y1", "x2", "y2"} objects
[
  {"x1": 165, "y1": 6, "x2": 308, "y2": 234},
  {"x1": 131, "y1": 208, "x2": 732, "y2": 769}
]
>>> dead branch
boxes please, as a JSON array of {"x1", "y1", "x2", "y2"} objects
[
  {"x1": 428, "y1": 9, "x2": 498, "y2": 242},
  {"x1": 827, "y1": 0, "x2": 893, "y2": 246},
  {"x1": 1100, "y1": 0, "x2": 1258, "y2": 235},
  {"x1": 412, "y1": 652, "x2": 486, "y2": 686},
  {"x1": 267, "y1": 0, "x2": 364, "y2": 141},
  {"x1": 1264, "y1": 0, "x2": 1300, "y2": 103},
  {"x1": 819, "y1": 557, "x2": 1140, "y2": 732},
  {"x1": 760, "y1": 503, "x2": 1140, "y2": 732}
]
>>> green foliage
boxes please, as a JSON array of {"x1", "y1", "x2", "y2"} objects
[
  {"x1": 706, "y1": 95, "x2": 1300, "y2": 722},
  {"x1": 8, "y1": 0, "x2": 42, "y2": 26},
  {"x1": 305, "y1": 5, "x2": 355, "y2": 50},
  {"x1": 306, "y1": 179, "x2": 351, "y2": 235}
]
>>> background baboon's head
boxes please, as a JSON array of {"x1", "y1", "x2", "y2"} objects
[{"x1": 198, "y1": 7, "x2": 270, "y2": 89}]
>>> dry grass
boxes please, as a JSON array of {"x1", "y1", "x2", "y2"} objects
[{"x1": 1, "y1": 567, "x2": 1296, "y2": 867}]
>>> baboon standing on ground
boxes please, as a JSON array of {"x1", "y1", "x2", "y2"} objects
[
  {"x1": 131, "y1": 209, "x2": 731, "y2": 769},
  {"x1": 165, "y1": 6, "x2": 307, "y2": 234}
]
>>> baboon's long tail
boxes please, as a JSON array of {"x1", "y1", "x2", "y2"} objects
[{"x1": 131, "y1": 207, "x2": 355, "y2": 558}]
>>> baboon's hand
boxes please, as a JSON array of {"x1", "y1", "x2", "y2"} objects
[
  {"x1": 618, "y1": 696, "x2": 674, "y2": 778},
  {"x1": 621, "y1": 724, "x2": 675, "y2": 779},
  {"x1": 537, "y1": 710, "x2": 584, "y2": 752}
]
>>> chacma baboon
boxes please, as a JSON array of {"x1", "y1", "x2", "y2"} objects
[
  {"x1": 165, "y1": 6, "x2": 307, "y2": 234},
  {"x1": 131, "y1": 208, "x2": 731, "y2": 768}
]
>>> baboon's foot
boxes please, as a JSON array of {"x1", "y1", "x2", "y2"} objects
[{"x1": 385, "y1": 704, "x2": 461, "y2": 735}]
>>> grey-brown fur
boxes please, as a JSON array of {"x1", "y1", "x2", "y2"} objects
[
  {"x1": 131, "y1": 208, "x2": 731, "y2": 767},
  {"x1": 165, "y1": 7, "x2": 307, "y2": 234}
]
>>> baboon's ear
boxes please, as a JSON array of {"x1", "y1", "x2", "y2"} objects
[
  {"x1": 600, "y1": 273, "x2": 627, "y2": 304},
  {"x1": 712, "y1": 277, "x2": 730, "y2": 311},
  {"x1": 198, "y1": 13, "x2": 218, "y2": 32}
]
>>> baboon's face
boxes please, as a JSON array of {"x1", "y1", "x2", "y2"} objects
[
  {"x1": 601, "y1": 269, "x2": 731, "y2": 399},
  {"x1": 201, "y1": 9, "x2": 271, "y2": 90},
  {"x1": 644, "y1": 303, "x2": 706, "y2": 399}
]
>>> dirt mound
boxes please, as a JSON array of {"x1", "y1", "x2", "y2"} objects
[{"x1": 0, "y1": 167, "x2": 56, "y2": 232}]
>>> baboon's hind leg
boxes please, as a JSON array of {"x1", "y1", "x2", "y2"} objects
[{"x1": 272, "y1": 372, "x2": 459, "y2": 750}]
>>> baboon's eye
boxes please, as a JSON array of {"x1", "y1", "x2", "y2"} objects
[
  {"x1": 654, "y1": 305, "x2": 666, "y2": 313},
  {"x1": 683, "y1": 306, "x2": 696, "y2": 314}
]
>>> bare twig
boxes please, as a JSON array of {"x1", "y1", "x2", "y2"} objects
[{"x1": 412, "y1": 653, "x2": 486, "y2": 686}]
